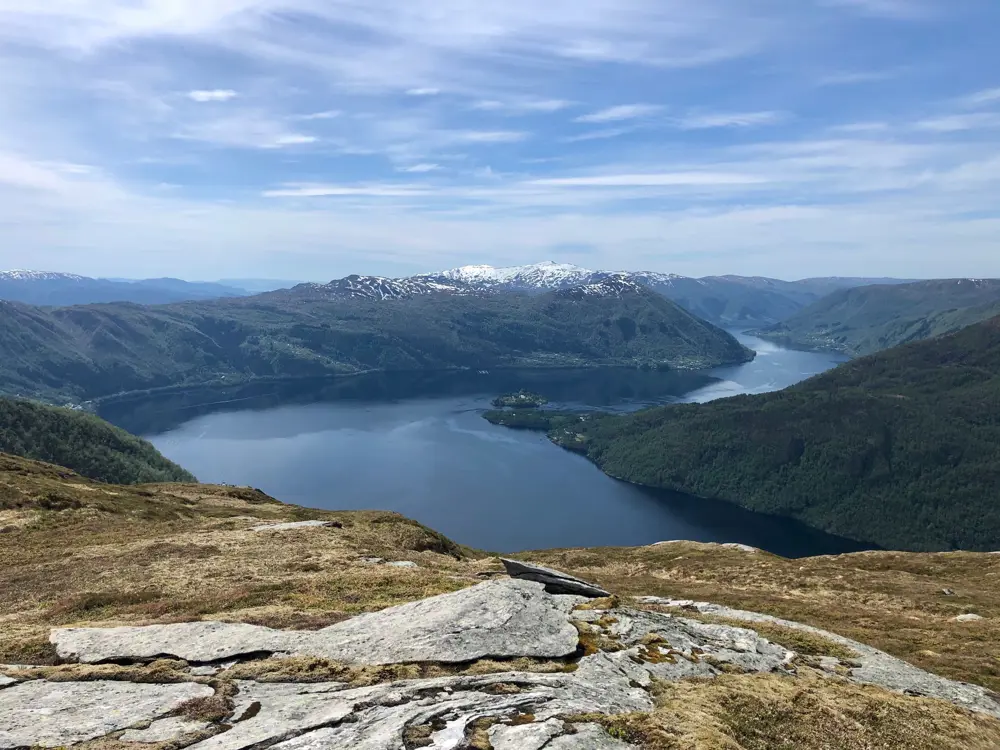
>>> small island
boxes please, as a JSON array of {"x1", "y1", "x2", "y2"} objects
[{"x1": 491, "y1": 390, "x2": 548, "y2": 409}]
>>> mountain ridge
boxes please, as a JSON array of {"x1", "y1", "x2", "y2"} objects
[
  {"x1": 754, "y1": 278, "x2": 1000, "y2": 356},
  {"x1": 0, "y1": 277, "x2": 753, "y2": 403}
]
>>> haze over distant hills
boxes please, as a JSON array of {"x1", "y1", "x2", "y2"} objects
[
  {"x1": 0, "y1": 270, "x2": 252, "y2": 306},
  {"x1": 755, "y1": 279, "x2": 1000, "y2": 356}
]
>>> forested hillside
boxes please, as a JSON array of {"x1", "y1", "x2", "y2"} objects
[
  {"x1": 545, "y1": 317, "x2": 1000, "y2": 552},
  {"x1": 0, "y1": 279, "x2": 752, "y2": 402},
  {"x1": 0, "y1": 397, "x2": 195, "y2": 484},
  {"x1": 754, "y1": 279, "x2": 1000, "y2": 356}
]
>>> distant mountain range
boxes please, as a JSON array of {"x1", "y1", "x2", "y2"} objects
[
  {"x1": 0, "y1": 271, "x2": 253, "y2": 306},
  {"x1": 1, "y1": 264, "x2": 915, "y2": 327},
  {"x1": 414, "y1": 262, "x2": 917, "y2": 327},
  {"x1": 0, "y1": 275, "x2": 753, "y2": 403},
  {"x1": 753, "y1": 279, "x2": 1000, "y2": 356}
]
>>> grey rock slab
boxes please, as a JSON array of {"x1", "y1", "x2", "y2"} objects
[
  {"x1": 490, "y1": 718, "x2": 565, "y2": 750},
  {"x1": 501, "y1": 559, "x2": 611, "y2": 598},
  {"x1": 301, "y1": 578, "x2": 581, "y2": 664},
  {"x1": 252, "y1": 520, "x2": 336, "y2": 532},
  {"x1": 0, "y1": 676, "x2": 16, "y2": 689},
  {"x1": 121, "y1": 716, "x2": 212, "y2": 743},
  {"x1": 52, "y1": 621, "x2": 297, "y2": 664},
  {"x1": 573, "y1": 607, "x2": 794, "y2": 680},
  {"x1": 51, "y1": 579, "x2": 582, "y2": 666},
  {"x1": 0, "y1": 679, "x2": 213, "y2": 749},
  {"x1": 387, "y1": 560, "x2": 418, "y2": 568},
  {"x1": 548, "y1": 723, "x2": 639, "y2": 749},
  {"x1": 635, "y1": 596, "x2": 1000, "y2": 719},
  {"x1": 190, "y1": 666, "x2": 652, "y2": 750}
]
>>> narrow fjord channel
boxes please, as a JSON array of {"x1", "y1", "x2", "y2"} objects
[{"x1": 100, "y1": 333, "x2": 864, "y2": 556}]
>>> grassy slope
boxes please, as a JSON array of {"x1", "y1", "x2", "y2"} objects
[
  {"x1": 2, "y1": 453, "x2": 999, "y2": 748},
  {"x1": 0, "y1": 285, "x2": 751, "y2": 403},
  {"x1": 564, "y1": 316, "x2": 1000, "y2": 552},
  {"x1": 0, "y1": 397, "x2": 195, "y2": 484},
  {"x1": 754, "y1": 279, "x2": 1000, "y2": 356}
]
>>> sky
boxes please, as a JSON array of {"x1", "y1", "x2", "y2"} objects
[{"x1": 1, "y1": 1, "x2": 999, "y2": 282}]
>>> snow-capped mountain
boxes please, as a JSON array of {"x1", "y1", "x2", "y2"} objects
[
  {"x1": 0, "y1": 270, "x2": 87, "y2": 282},
  {"x1": 300, "y1": 275, "x2": 472, "y2": 301},
  {"x1": 422, "y1": 261, "x2": 596, "y2": 291}
]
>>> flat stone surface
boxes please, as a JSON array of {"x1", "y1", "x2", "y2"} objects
[
  {"x1": 0, "y1": 676, "x2": 16, "y2": 689},
  {"x1": 0, "y1": 680, "x2": 213, "y2": 749},
  {"x1": 304, "y1": 579, "x2": 582, "y2": 664},
  {"x1": 251, "y1": 520, "x2": 335, "y2": 532},
  {"x1": 53, "y1": 621, "x2": 296, "y2": 664},
  {"x1": 387, "y1": 561, "x2": 418, "y2": 568},
  {"x1": 501, "y1": 559, "x2": 611, "y2": 598},
  {"x1": 121, "y1": 717, "x2": 212, "y2": 743},
  {"x1": 490, "y1": 718, "x2": 565, "y2": 750},
  {"x1": 635, "y1": 596, "x2": 1000, "y2": 719},
  {"x1": 53, "y1": 580, "x2": 582, "y2": 666}
]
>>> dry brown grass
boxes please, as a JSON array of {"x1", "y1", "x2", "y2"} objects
[
  {"x1": 4, "y1": 453, "x2": 1000, "y2": 749},
  {"x1": 219, "y1": 655, "x2": 573, "y2": 686},
  {"x1": 517, "y1": 542, "x2": 1000, "y2": 692},
  {"x1": 572, "y1": 672, "x2": 1000, "y2": 749},
  {"x1": 0, "y1": 453, "x2": 485, "y2": 664}
]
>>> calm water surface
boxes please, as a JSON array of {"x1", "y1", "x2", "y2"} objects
[{"x1": 101, "y1": 334, "x2": 859, "y2": 556}]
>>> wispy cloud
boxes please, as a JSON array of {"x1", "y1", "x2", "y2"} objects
[
  {"x1": 959, "y1": 88, "x2": 1000, "y2": 108},
  {"x1": 188, "y1": 90, "x2": 238, "y2": 103},
  {"x1": 406, "y1": 88, "x2": 440, "y2": 96},
  {"x1": 914, "y1": 113, "x2": 1000, "y2": 133},
  {"x1": 562, "y1": 127, "x2": 635, "y2": 143},
  {"x1": 673, "y1": 111, "x2": 783, "y2": 129},
  {"x1": 174, "y1": 114, "x2": 319, "y2": 149},
  {"x1": 819, "y1": 70, "x2": 898, "y2": 86},
  {"x1": 294, "y1": 110, "x2": 341, "y2": 121},
  {"x1": 575, "y1": 104, "x2": 662, "y2": 123},
  {"x1": 263, "y1": 183, "x2": 427, "y2": 197},
  {"x1": 530, "y1": 172, "x2": 768, "y2": 187},
  {"x1": 472, "y1": 99, "x2": 573, "y2": 114},
  {"x1": 398, "y1": 163, "x2": 442, "y2": 173}
]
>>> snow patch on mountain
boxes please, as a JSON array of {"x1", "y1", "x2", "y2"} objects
[
  {"x1": 306, "y1": 275, "x2": 470, "y2": 301},
  {"x1": 557, "y1": 274, "x2": 648, "y2": 299},
  {"x1": 429, "y1": 261, "x2": 595, "y2": 289},
  {"x1": 0, "y1": 270, "x2": 88, "y2": 282}
]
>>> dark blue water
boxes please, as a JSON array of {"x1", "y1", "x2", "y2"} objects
[{"x1": 100, "y1": 334, "x2": 860, "y2": 556}]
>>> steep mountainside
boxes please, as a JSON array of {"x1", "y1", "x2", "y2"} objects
[
  {"x1": 0, "y1": 277, "x2": 752, "y2": 402},
  {"x1": 0, "y1": 270, "x2": 249, "y2": 306},
  {"x1": 545, "y1": 316, "x2": 1000, "y2": 552},
  {"x1": 0, "y1": 397, "x2": 194, "y2": 484},
  {"x1": 754, "y1": 279, "x2": 1000, "y2": 356},
  {"x1": 420, "y1": 262, "x2": 913, "y2": 327}
]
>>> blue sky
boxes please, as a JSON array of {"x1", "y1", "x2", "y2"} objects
[{"x1": 1, "y1": 0, "x2": 999, "y2": 281}]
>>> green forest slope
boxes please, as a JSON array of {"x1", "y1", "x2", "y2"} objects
[
  {"x1": 550, "y1": 316, "x2": 1000, "y2": 552},
  {"x1": 753, "y1": 279, "x2": 1000, "y2": 356},
  {"x1": 0, "y1": 397, "x2": 195, "y2": 484},
  {"x1": 0, "y1": 281, "x2": 752, "y2": 403}
]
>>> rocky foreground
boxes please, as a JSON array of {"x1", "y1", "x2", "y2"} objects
[{"x1": 2, "y1": 453, "x2": 1000, "y2": 748}]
